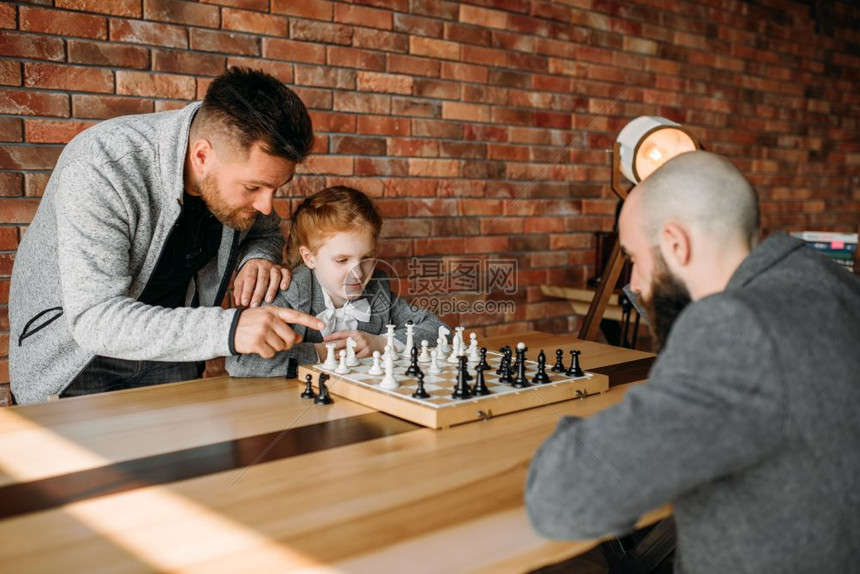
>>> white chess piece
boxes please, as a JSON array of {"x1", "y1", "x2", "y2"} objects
[
  {"x1": 429, "y1": 349, "x2": 442, "y2": 375},
  {"x1": 418, "y1": 340, "x2": 431, "y2": 363},
  {"x1": 438, "y1": 326, "x2": 450, "y2": 355},
  {"x1": 335, "y1": 350, "x2": 349, "y2": 374},
  {"x1": 404, "y1": 321, "x2": 415, "y2": 357},
  {"x1": 379, "y1": 352, "x2": 398, "y2": 389},
  {"x1": 368, "y1": 351, "x2": 383, "y2": 375},
  {"x1": 345, "y1": 336, "x2": 358, "y2": 367},
  {"x1": 385, "y1": 324, "x2": 398, "y2": 361},
  {"x1": 468, "y1": 333, "x2": 479, "y2": 363},
  {"x1": 447, "y1": 333, "x2": 461, "y2": 363},
  {"x1": 455, "y1": 326, "x2": 466, "y2": 353},
  {"x1": 323, "y1": 343, "x2": 337, "y2": 369}
]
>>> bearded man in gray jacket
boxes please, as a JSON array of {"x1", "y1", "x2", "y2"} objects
[
  {"x1": 9, "y1": 68, "x2": 324, "y2": 404},
  {"x1": 526, "y1": 151, "x2": 860, "y2": 573}
]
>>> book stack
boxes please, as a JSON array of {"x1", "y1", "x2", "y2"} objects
[{"x1": 791, "y1": 231, "x2": 858, "y2": 273}]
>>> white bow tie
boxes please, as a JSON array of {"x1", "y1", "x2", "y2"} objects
[{"x1": 316, "y1": 298, "x2": 372, "y2": 337}]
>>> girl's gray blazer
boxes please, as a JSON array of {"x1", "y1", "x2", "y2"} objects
[{"x1": 226, "y1": 265, "x2": 448, "y2": 376}]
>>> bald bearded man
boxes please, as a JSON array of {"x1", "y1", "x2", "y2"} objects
[{"x1": 525, "y1": 151, "x2": 860, "y2": 573}]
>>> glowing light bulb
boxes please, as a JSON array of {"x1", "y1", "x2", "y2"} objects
[
  {"x1": 644, "y1": 143, "x2": 666, "y2": 165},
  {"x1": 618, "y1": 118, "x2": 698, "y2": 184}
]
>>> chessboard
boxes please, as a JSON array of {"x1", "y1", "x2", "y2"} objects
[{"x1": 297, "y1": 347, "x2": 609, "y2": 429}]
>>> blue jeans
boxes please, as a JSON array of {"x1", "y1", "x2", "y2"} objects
[{"x1": 60, "y1": 356, "x2": 204, "y2": 398}]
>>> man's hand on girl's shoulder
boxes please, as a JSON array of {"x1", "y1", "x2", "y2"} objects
[{"x1": 233, "y1": 259, "x2": 291, "y2": 308}]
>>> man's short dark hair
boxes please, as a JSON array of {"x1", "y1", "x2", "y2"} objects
[{"x1": 197, "y1": 67, "x2": 313, "y2": 162}]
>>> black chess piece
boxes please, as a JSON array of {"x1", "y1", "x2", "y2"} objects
[
  {"x1": 463, "y1": 353, "x2": 473, "y2": 382},
  {"x1": 285, "y1": 357, "x2": 299, "y2": 379},
  {"x1": 300, "y1": 373, "x2": 316, "y2": 399},
  {"x1": 412, "y1": 371, "x2": 430, "y2": 399},
  {"x1": 496, "y1": 346, "x2": 511, "y2": 376},
  {"x1": 314, "y1": 373, "x2": 333, "y2": 405},
  {"x1": 551, "y1": 349, "x2": 566, "y2": 373},
  {"x1": 532, "y1": 349, "x2": 551, "y2": 385},
  {"x1": 405, "y1": 345, "x2": 421, "y2": 376},
  {"x1": 566, "y1": 349, "x2": 585, "y2": 377},
  {"x1": 472, "y1": 364, "x2": 491, "y2": 395},
  {"x1": 513, "y1": 343, "x2": 530, "y2": 388},
  {"x1": 452, "y1": 355, "x2": 473, "y2": 399},
  {"x1": 498, "y1": 347, "x2": 514, "y2": 384},
  {"x1": 477, "y1": 347, "x2": 491, "y2": 372}
]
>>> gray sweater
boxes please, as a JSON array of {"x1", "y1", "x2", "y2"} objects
[
  {"x1": 9, "y1": 103, "x2": 284, "y2": 404},
  {"x1": 227, "y1": 264, "x2": 448, "y2": 376},
  {"x1": 526, "y1": 233, "x2": 860, "y2": 574}
]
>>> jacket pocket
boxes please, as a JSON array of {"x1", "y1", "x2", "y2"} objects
[{"x1": 19, "y1": 307, "x2": 63, "y2": 346}]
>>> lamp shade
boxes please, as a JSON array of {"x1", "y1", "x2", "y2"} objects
[{"x1": 616, "y1": 116, "x2": 698, "y2": 183}]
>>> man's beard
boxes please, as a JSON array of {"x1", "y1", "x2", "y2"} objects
[
  {"x1": 640, "y1": 252, "x2": 692, "y2": 353},
  {"x1": 195, "y1": 174, "x2": 258, "y2": 232}
]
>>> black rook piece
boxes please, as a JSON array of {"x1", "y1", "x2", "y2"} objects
[
  {"x1": 452, "y1": 355, "x2": 473, "y2": 399},
  {"x1": 300, "y1": 373, "x2": 316, "y2": 399},
  {"x1": 551, "y1": 349, "x2": 566, "y2": 373},
  {"x1": 513, "y1": 343, "x2": 530, "y2": 388},
  {"x1": 532, "y1": 349, "x2": 551, "y2": 385},
  {"x1": 314, "y1": 373, "x2": 334, "y2": 405},
  {"x1": 473, "y1": 364, "x2": 491, "y2": 395},
  {"x1": 405, "y1": 345, "x2": 421, "y2": 377},
  {"x1": 566, "y1": 350, "x2": 585, "y2": 377},
  {"x1": 412, "y1": 371, "x2": 430, "y2": 399}
]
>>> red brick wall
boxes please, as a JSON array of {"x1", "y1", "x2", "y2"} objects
[{"x1": 1, "y1": 0, "x2": 858, "y2": 382}]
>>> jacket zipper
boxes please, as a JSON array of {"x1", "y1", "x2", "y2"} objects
[{"x1": 138, "y1": 201, "x2": 183, "y2": 300}]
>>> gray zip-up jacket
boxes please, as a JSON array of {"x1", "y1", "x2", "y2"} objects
[
  {"x1": 9, "y1": 103, "x2": 284, "y2": 404},
  {"x1": 526, "y1": 233, "x2": 860, "y2": 573}
]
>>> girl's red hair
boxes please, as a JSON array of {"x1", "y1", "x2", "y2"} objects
[{"x1": 285, "y1": 186, "x2": 382, "y2": 268}]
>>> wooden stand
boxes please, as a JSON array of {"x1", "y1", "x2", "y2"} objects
[{"x1": 579, "y1": 142, "x2": 630, "y2": 341}]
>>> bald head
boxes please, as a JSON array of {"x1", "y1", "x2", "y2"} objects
[
  {"x1": 633, "y1": 151, "x2": 760, "y2": 249},
  {"x1": 620, "y1": 151, "x2": 760, "y2": 304}
]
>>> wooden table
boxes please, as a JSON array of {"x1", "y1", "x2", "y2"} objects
[{"x1": 0, "y1": 331, "x2": 666, "y2": 573}]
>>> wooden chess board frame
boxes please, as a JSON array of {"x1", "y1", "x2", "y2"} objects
[{"x1": 297, "y1": 353, "x2": 609, "y2": 429}]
